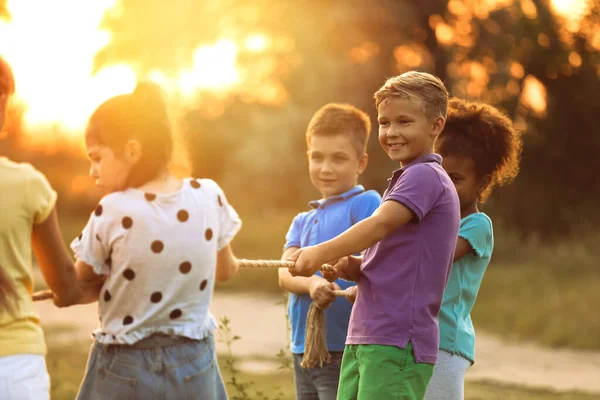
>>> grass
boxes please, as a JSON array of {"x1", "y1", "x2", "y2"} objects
[
  {"x1": 472, "y1": 229, "x2": 600, "y2": 349},
  {"x1": 45, "y1": 330, "x2": 597, "y2": 400}
]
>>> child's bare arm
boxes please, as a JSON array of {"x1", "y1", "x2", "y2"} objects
[
  {"x1": 278, "y1": 247, "x2": 325, "y2": 294},
  {"x1": 290, "y1": 201, "x2": 413, "y2": 277},
  {"x1": 453, "y1": 238, "x2": 472, "y2": 262},
  {"x1": 74, "y1": 260, "x2": 105, "y2": 304},
  {"x1": 216, "y1": 244, "x2": 239, "y2": 282},
  {"x1": 31, "y1": 207, "x2": 82, "y2": 307}
]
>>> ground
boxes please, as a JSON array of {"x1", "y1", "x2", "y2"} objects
[{"x1": 36, "y1": 292, "x2": 600, "y2": 399}]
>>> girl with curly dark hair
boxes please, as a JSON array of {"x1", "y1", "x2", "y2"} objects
[{"x1": 425, "y1": 98, "x2": 522, "y2": 400}]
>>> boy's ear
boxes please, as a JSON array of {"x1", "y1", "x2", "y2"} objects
[
  {"x1": 124, "y1": 139, "x2": 142, "y2": 164},
  {"x1": 431, "y1": 116, "x2": 446, "y2": 138},
  {"x1": 357, "y1": 153, "x2": 369, "y2": 175}
]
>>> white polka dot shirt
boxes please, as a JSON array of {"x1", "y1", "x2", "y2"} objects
[{"x1": 71, "y1": 178, "x2": 241, "y2": 344}]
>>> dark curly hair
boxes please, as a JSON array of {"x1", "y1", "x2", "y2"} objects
[{"x1": 435, "y1": 98, "x2": 522, "y2": 202}]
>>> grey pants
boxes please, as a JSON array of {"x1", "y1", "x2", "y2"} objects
[
  {"x1": 424, "y1": 349, "x2": 471, "y2": 400},
  {"x1": 292, "y1": 352, "x2": 343, "y2": 400},
  {"x1": 76, "y1": 334, "x2": 227, "y2": 400}
]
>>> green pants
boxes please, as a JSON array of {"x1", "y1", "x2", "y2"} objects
[{"x1": 337, "y1": 342, "x2": 434, "y2": 400}]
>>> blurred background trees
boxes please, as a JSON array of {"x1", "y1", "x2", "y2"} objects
[{"x1": 1, "y1": 0, "x2": 599, "y2": 240}]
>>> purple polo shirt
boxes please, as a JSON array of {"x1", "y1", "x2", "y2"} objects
[{"x1": 346, "y1": 153, "x2": 460, "y2": 364}]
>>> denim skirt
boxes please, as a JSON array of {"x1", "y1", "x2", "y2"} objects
[{"x1": 76, "y1": 334, "x2": 227, "y2": 400}]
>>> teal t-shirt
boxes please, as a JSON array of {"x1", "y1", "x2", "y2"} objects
[{"x1": 438, "y1": 212, "x2": 493, "y2": 364}]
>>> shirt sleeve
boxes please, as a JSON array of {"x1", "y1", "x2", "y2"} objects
[
  {"x1": 386, "y1": 164, "x2": 443, "y2": 222},
  {"x1": 284, "y1": 213, "x2": 304, "y2": 251},
  {"x1": 208, "y1": 180, "x2": 242, "y2": 251},
  {"x1": 70, "y1": 200, "x2": 115, "y2": 275},
  {"x1": 350, "y1": 190, "x2": 381, "y2": 224},
  {"x1": 458, "y1": 213, "x2": 493, "y2": 258},
  {"x1": 27, "y1": 166, "x2": 57, "y2": 225}
]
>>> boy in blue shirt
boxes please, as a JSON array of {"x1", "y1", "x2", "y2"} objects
[{"x1": 278, "y1": 103, "x2": 381, "y2": 400}]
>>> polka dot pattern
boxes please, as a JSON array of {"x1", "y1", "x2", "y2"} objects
[
  {"x1": 177, "y1": 210, "x2": 189, "y2": 222},
  {"x1": 122, "y1": 217, "x2": 133, "y2": 229},
  {"x1": 179, "y1": 262, "x2": 192, "y2": 274},
  {"x1": 151, "y1": 241, "x2": 164, "y2": 253},
  {"x1": 123, "y1": 269, "x2": 136, "y2": 280},
  {"x1": 150, "y1": 292, "x2": 162, "y2": 303},
  {"x1": 85, "y1": 176, "x2": 237, "y2": 344},
  {"x1": 106, "y1": 249, "x2": 113, "y2": 267}
]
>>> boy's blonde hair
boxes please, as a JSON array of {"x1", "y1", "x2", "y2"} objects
[
  {"x1": 374, "y1": 71, "x2": 449, "y2": 121},
  {"x1": 306, "y1": 103, "x2": 371, "y2": 156}
]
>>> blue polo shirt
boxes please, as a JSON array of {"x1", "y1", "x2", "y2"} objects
[{"x1": 284, "y1": 185, "x2": 381, "y2": 354}]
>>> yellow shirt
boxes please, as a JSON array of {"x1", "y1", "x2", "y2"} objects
[{"x1": 0, "y1": 157, "x2": 56, "y2": 357}]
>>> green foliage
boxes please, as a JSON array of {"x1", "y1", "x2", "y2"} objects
[
  {"x1": 218, "y1": 316, "x2": 287, "y2": 400},
  {"x1": 473, "y1": 230, "x2": 600, "y2": 349}
]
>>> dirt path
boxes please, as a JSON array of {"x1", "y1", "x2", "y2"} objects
[{"x1": 35, "y1": 293, "x2": 600, "y2": 394}]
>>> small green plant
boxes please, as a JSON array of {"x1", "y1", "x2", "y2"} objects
[
  {"x1": 275, "y1": 292, "x2": 293, "y2": 371},
  {"x1": 218, "y1": 316, "x2": 286, "y2": 400},
  {"x1": 218, "y1": 316, "x2": 251, "y2": 400}
]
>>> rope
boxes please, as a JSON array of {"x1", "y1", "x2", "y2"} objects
[
  {"x1": 31, "y1": 259, "x2": 334, "y2": 301},
  {"x1": 332, "y1": 289, "x2": 351, "y2": 297},
  {"x1": 239, "y1": 259, "x2": 334, "y2": 273},
  {"x1": 301, "y1": 287, "x2": 355, "y2": 368},
  {"x1": 32, "y1": 260, "x2": 353, "y2": 371}
]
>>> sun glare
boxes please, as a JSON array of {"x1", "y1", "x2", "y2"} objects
[
  {"x1": 0, "y1": 0, "x2": 247, "y2": 142},
  {"x1": 550, "y1": 0, "x2": 592, "y2": 22}
]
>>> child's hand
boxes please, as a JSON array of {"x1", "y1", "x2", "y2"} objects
[
  {"x1": 52, "y1": 285, "x2": 83, "y2": 308},
  {"x1": 343, "y1": 286, "x2": 358, "y2": 305},
  {"x1": 54, "y1": 274, "x2": 107, "y2": 307},
  {"x1": 287, "y1": 246, "x2": 327, "y2": 277},
  {"x1": 322, "y1": 257, "x2": 348, "y2": 282},
  {"x1": 324, "y1": 256, "x2": 361, "y2": 282},
  {"x1": 309, "y1": 278, "x2": 341, "y2": 309}
]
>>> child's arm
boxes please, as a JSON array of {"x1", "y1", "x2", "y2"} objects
[
  {"x1": 453, "y1": 238, "x2": 472, "y2": 262},
  {"x1": 31, "y1": 207, "x2": 82, "y2": 307},
  {"x1": 278, "y1": 247, "x2": 338, "y2": 308},
  {"x1": 278, "y1": 247, "x2": 320, "y2": 294},
  {"x1": 73, "y1": 260, "x2": 105, "y2": 304},
  {"x1": 289, "y1": 200, "x2": 413, "y2": 277},
  {"x1": 216, "y1": 244, "x2": 239, "y2": 282}
]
